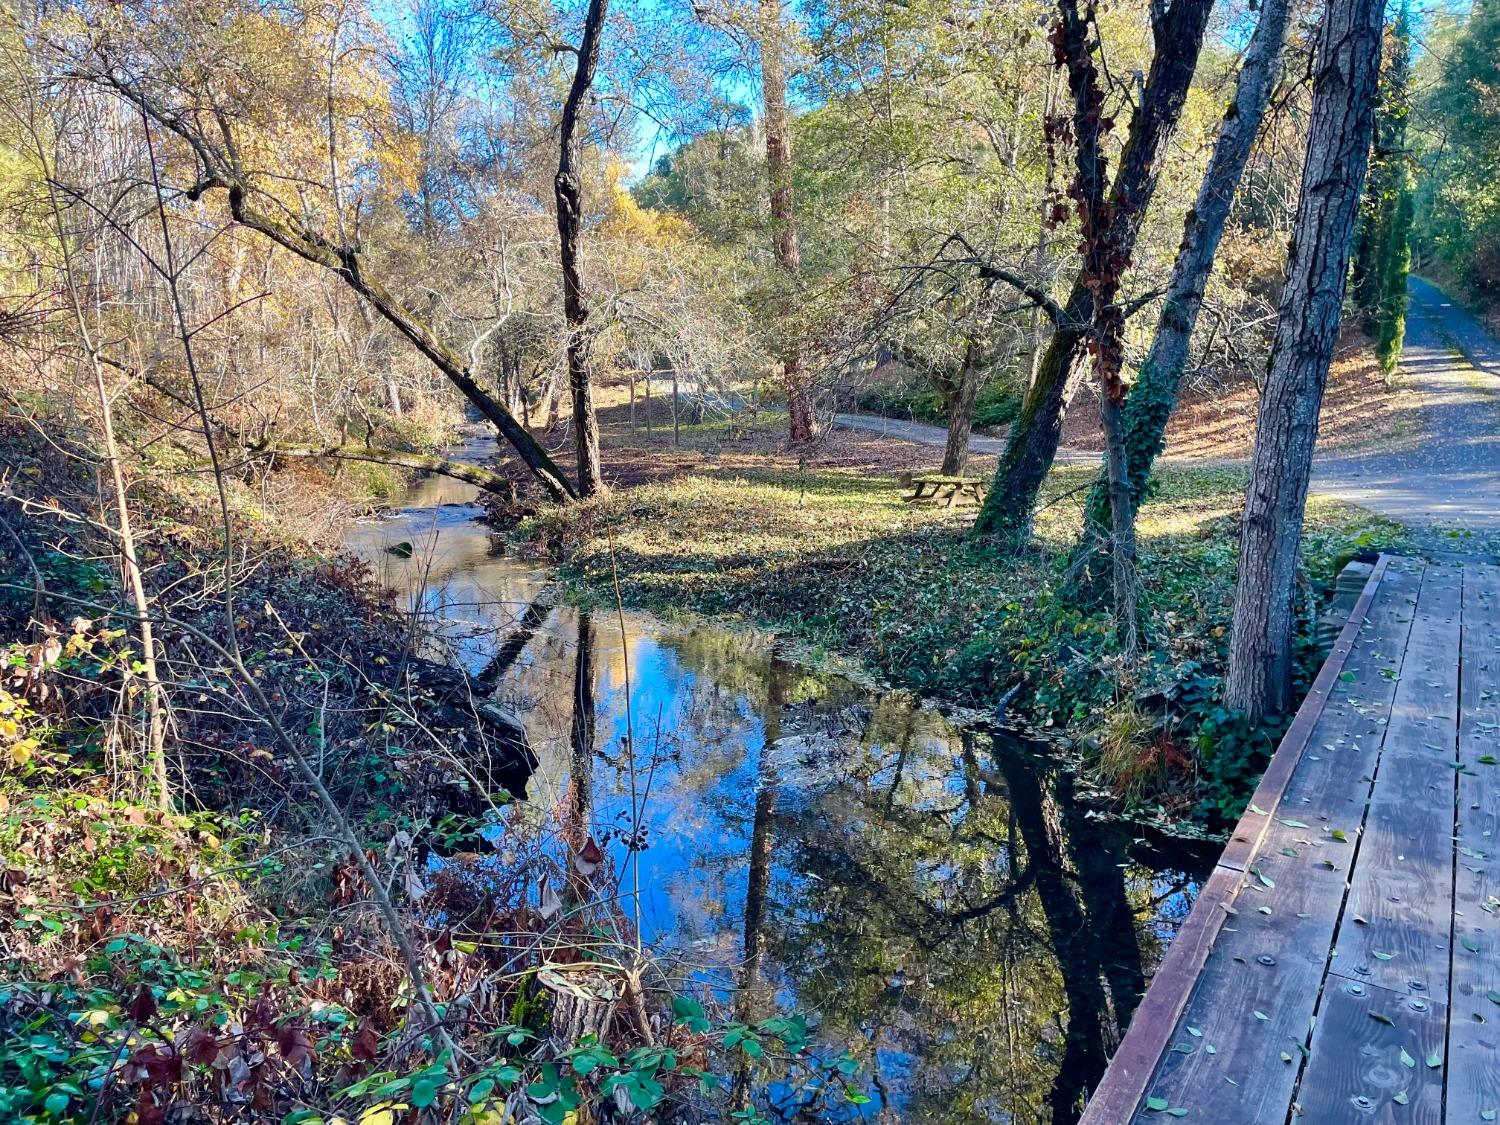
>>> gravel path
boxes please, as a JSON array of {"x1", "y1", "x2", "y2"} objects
[
  {"x1": 1311, "y1": 277, "x2": 1500, "y2": 528},
  {"x1": 831, "y1": 412, "x2": 1100, "y2": 463},
  {"x1": 837, "y1": 278, "x2": 1500, "y2": 530}
]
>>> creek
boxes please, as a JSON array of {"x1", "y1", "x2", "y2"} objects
[{"x1": 342, "y1": 438, "x2": 1211, "y2": 1123}]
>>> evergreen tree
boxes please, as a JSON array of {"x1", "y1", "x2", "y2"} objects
[{"x1": 1352, "y1": 0, "x2": 1414, "y2": 375}]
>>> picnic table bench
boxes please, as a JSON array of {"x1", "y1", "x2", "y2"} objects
[{"x1": 904, "y1": 474, "x2": 986, "y2": 507}]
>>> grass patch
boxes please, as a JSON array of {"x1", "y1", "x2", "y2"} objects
[{"x1": 521, "y1": 461, "x2": 1407, "y2": 824}]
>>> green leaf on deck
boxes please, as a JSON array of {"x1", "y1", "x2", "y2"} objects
[
  {"x1": 1186, "y1": 1026, "x2": 1202, "y2": 1037},
  {"x1": 1331, "y1": 829, "x2": 1349, "y2": 842},
  {"x1": 1281, "y1": 819, "x2": 1310, "y2": 828},
  {"x1": 1371, "y1": 1012, "x2": 1395, "y2": 1026},
  {"x1": 1400, "y1": 1048, "x2": 1415, "y2": 1068},
  {"x1": 1249, "y1": 804, "x2": 1269, "y2": 815},
  {"x1": 1281, "y1": 847, "x2": 1299, "y2": 858},
  {"x1": 1464, "y1": 937, "x2": 1482, "y2": 953},
  {"x1": 1146, "y1": 1096, "x2": 1169, "y2": 1111},
  {"x1": 1394, "y1": 1091, "x2": 1410, "y2": 1105},
  {"x1": 1253, "y1": 1010, "x2": 1270, "y2": 1021},
  {"x1": 1373, "y1": 951, "x2": 1393, "y2": 960},
  {"x1": 1425, "y1": 1053, "x2": 1442, "y2": 1068}
]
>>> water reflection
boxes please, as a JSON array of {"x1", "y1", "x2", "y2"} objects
[{"x1": 344, "y1": 449, "x2": 1208, "y2": 1123}]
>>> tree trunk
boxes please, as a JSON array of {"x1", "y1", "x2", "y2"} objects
[
  {"x1": 759, "y1": 0, "x2": 813, "y2": 444},
  {"x1": 973, "y1": 0, "x2": 1216, "y2": 544},
  {"x1": 973, "y1": 281, "x2": 1091, "y2": 539},
  {"x1": 941, "y1": 342, "x2": 984, "y2": 477},
  {"x1": 1225, "y1": 0, "x2": 1385, "y2": 721},
  {"x1": 554, "y1": 0, "x2": 609, "y2": 497},
  {"x1": 1097, "y1": 393, "x2": 1140, "y2": 654},
  {"x1": 1080, "y1": 0, "x2": 1292, "y2": 539}
]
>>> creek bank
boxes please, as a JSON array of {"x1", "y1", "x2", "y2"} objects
[{"x1": 509, "y1": 457, "x2": 1410, "y2": 829}]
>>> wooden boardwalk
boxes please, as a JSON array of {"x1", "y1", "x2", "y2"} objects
[{"x1": 1083, "y1": 557, "x2": 1500, "y2": 1123}]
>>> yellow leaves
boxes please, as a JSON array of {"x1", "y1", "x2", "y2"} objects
[
  {"x1": 358, "y1": 1103, "x2": 408, "y2": 1125},
  {"x1": 0, "y1": 688, "x2": 40, "y2": 769},
  {"x1": 602, "y1": 157, "x2": 689, "y2": 247}
]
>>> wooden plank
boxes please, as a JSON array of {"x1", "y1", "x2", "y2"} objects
[
  {"x1": 1447, "y1": 563, "x2": 1500, "y2": 1122},
  {"x1": 1329, "y1": 565, "x2": 1462, "y2": 999},
  {"x1": 1120, "y1": 563, "x2": 1425, "y2": 1122},
  {"x1": 1077, "y1": 557, "x2": 1412, "y2": 1124},
  {"x1": 1294, "y1": 981, "x2": 1447, "y2": 1123}
]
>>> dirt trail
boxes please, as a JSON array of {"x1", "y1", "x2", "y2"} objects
[{"x1": 1311, "y1": 277, "x2": 1500, "y2": 528}]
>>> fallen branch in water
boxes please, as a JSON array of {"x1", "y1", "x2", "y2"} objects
[{"x1": 257, "y1": 444, "x2": 518, "y2": 497}]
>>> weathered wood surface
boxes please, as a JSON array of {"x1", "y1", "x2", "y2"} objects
[
  {"x1": 1082, "y1": 557, "x2": 1500, "y2": 1123},
  {"x1": 1449, "y1": 565, "x2": 1500, "y2": 1121},
  {"x1": 904, "y1": 475, "x2": 987, "y2": 506}
]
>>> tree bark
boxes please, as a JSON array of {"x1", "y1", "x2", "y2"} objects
[
  {"x1": 1080, "y1": 0, "x2": 1291, "y2": 539},
  {"x1": 941, "y1": 341, "x2": 984, "y2": 477},
  {"x1": 758, "y1": 0, "x2": 814, "y2": 443},
  {"x1": 554, "y1": 0, "x2": 609, "y2": 497},
  {"x1": 972, "y1": 0, "x2": 1217, "y2": 543},
  {"x1": 1224, "y1": 0, "x2": 1385, "y2": 720}
]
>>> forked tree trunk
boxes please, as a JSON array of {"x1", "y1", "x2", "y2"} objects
[
  {"x1": 1080, "y1": 0, "x2": 1291, "y2": 540},
  {"x1": 1225, "y1": 0, "x2": 1385, "y2": 720},
  {"x1": 759, "y1": 0, "x2": 814, "y2": 443},
  {"x1": 554, "y1": 0, "x2": 609, "y2": 497},
  {"x1": 972, "y1": 0, "x2": 1216, "y2": 543}
]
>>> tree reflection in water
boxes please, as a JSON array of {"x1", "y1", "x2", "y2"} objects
[{"x1": 488, "y1": 605, "x2": 1207, "y2": 1123}]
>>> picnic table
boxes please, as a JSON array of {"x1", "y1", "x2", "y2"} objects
[{"x1": 905, "y1": 474, "x2": 986, "y2": 507}]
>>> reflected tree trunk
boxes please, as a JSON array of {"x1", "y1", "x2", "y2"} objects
[
  {"x1": 732, "y1": 655, "x2": 789, "y2": 1111},
  {"x1": 996, "y1": 747, "x2": 1138, "y2": 1125},
  {"x1": 473, "y1": 600, "x2": 552, "y2": 692},
  {"x1": 565, "y1": 612, "x2": 596, "y2": 902}
]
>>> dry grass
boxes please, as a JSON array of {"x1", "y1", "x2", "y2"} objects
[{"x1": 1061, "y1": 330, "x2": 1423, "y2": 461}]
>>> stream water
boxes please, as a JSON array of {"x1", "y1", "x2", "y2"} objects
[{"x1": 342, "y1": 439, "x2": 1211, "y2": 1124}]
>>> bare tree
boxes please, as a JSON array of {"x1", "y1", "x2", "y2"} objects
[
  {"x1": 972, "y1": 0, "x2": 1217, "y2": 544},
  {"x1": 554, "y1": 0, "x2": 609, "y2": 496},
  {"x1": 74, "y1": 61, "x2": 579, "y2": 501},
  {"x1": 1225, "y1": 0, "x2": 1385, "y2": 720},
  {"x1": 1080, "y1": 0, "x2": 1292, "y2": 542},
  {"x1": 27, "y1": 113, "x2": 171, "y2": 811}
]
